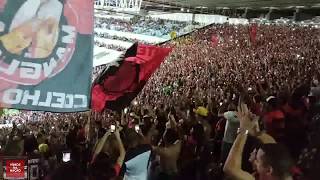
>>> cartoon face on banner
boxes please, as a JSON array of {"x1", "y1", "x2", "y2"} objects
[
  {"x1": 0, "y1": 0, "x2": 93, "y2": 112},
  {"x1": 0, "y1": 0, "x2": 79, "y2": 85}
]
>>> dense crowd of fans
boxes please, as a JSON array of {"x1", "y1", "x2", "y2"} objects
[
  {"x1": 95, "y1": 17, "x2": 195, "y2": 37},
  {"x1": 0, "y1": 21, "x2": 320, "y2": 180},
  {"x1": 95, "y1": 32, "x2": 153, "y2": 45},
  {"x1": 94, "y1": 41, "x2": 128, "y2": 51}
]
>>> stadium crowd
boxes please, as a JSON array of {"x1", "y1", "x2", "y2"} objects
[
  {"x1": 0, "y1": 22, "x2": 320, "y2": 180},
  {"x1": 95, "y1": 17, "x2": 194, "y2": 37},
  {"x1": 94, "y1": 41, "x2": 128, "y2": 51},
  {"x1": 95, "y1": 32, "x2": 153, "y2": 45}
]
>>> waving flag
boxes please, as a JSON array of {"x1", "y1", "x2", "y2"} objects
[
  {"x1": 91, "y1": 43, "x2": 172, "y2": 112},
  {"x1": 249, "y1": 23, "x2": 258, "y2": 45},
  {"x1": 211, "y1": 34, "x2": 219, "y2": 47}
]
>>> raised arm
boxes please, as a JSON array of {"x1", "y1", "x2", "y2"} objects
[
  {"x1": 91, "y1": 130, "x2": 111, "y2": 163},
  {"x1": 223, "y1": 103, "x2": 255, "y2": 180},
  {"x1": 114, "y1": 129, "x2": 125, "y2": 166},
  {"x1": 223, "y1": 131, "x2": 254, "y2": 180}
]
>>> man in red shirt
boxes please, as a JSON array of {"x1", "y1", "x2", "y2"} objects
[{"x1": 263, "y1": 97, "x2": 285, "y2": 142}]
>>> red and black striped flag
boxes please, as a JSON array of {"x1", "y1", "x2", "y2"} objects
[{"x1": 91, "y1": 43, "x2": 172, "y2": 112}]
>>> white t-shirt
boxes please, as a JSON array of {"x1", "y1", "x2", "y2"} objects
[
  {"x1": 121, "y1": 144, "x2": 152, "y2": 180},
  {"x1": 223, "y1": 111, "x2": 240, "y2": 144}
]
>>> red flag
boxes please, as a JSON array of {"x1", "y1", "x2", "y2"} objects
[
  {"x1": 126, "y1": 44, "x2": 172, "y2": 81},
  {"x1": 249, "y1": 24, "x2": 258, "y2": 44},
  {"x1": 211, "y1": 34, "x2": 219, "y2": 47},
  {"x1": 91, "y1": 43, "x2": 172, "y2": 112}
]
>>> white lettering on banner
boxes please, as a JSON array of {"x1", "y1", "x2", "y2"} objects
[
  {"x1": 38, "y1": 92, "x2": 52, "y2": 107},
  {"x1": 3, "y1": 89, "x2": 23, "y2": 104},
  {"x1": 10, "y1": 163, "x2": 21, "y2": 166},
  {"x1": 10, "y1": 168, "x2": 21, "y2": 173},
  {"x1": 62, "y1": 25, "x2": 76, "y2": 44},
  {"x1": 0, "y1": 50, "x2": 68, "y2": 80},
  {"x1": 56, "y1": 47, "x2": 67, "y2": 59},
  {"x1": 21, "y1": 90, "x2": 41, "y2": 106},
  {"x1": 74, "y1": 94, "x2": 87, "y2": 108},
  {"x1": 0, "y1": 59, "x2": 20, "y2": 75},
  {"x1": 20, "y1": 62, "x2": 42, "y2": 79},
  {"x1": 51, "y1": 92, "x2": 65, "y2": 108},
  {"x1": 65, "y1": 94, "x2": 74, "y2": 108},
  {"x1": 1, "y1": 89, "x2": 87, "y2": 109},
  {"x1": 43, "y1": 58, "x2": 58, "y2": 77}
]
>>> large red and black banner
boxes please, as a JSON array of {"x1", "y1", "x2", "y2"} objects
[
  {"x1": 91, "y1": 43, "x2": 172, "y2": 112},
  {"x1": 0, "y1": 0, "x2": 94, "y2": 112}
]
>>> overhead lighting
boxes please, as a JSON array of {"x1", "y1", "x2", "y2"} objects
[
  {"x1": 195, "y1": 6, "x2": 208, "y2": 9},
  {"x1": 187, "y1": 9, "x2": 190, "y2": 12},
  {"x1": 270, "y1": 7, "x2": 280, "y2": 9},
  {"x1": 180, "y1": 8, "x2": 184, "y2": 11}
]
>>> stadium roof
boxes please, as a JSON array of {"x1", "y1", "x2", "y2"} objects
[
  {"x1": 144, "y1": 0, "x2": 320, "y2": 9},
  {"x1": 141, "y1": 0, "x2": 320, "y2": 18}
]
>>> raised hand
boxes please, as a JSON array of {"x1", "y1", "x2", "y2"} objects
[{"x1": 236, "y1": 103, "x2": 258, "y2": 135}]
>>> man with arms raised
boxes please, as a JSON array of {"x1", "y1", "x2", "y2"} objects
[{"x1": 223, "y1": 103, "x2": 294, "y2": 180}]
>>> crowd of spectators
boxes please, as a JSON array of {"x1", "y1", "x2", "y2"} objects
[
  {"x1": 140, "y1": 23, "x2": 320, "y2": 111},
  {"x1": 94, "y1": 40, "x2": 128, "y2": 51},
  {"x1": 95, "y1": 17, "x2": 194, "y2": 37},
  {"x1": 95, "y1": 32, "x2": 153, "y2": 45},
  {"x1": 0, "y1": 22, "x2": 320, "y2": 180}
]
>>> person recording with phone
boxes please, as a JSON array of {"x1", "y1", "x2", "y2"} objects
[{"x1": 89, "y1": 124, "x2": 125, "y2": 180}]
